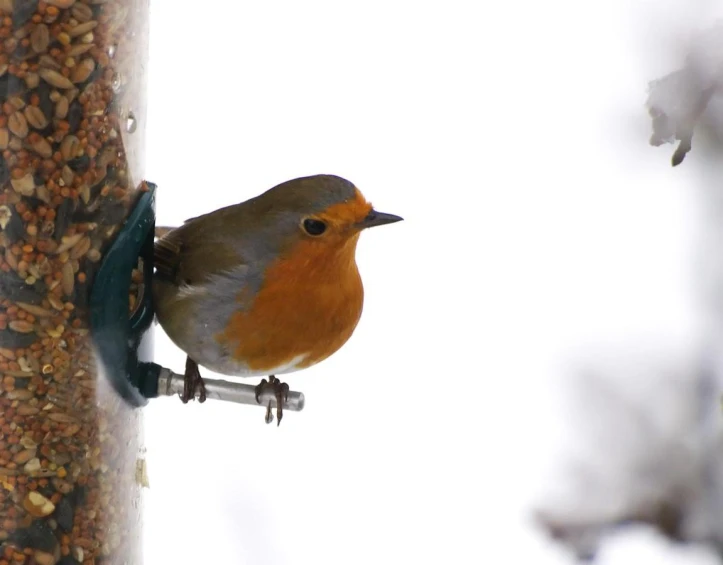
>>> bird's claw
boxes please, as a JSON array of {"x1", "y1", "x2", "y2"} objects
[
  {"x1": 255, "y1": 376, "x2": 290, "y2": 426},
  {"x1": 180, "y1": 357, "x2": 207, "y2": 404},
  {"x1": 264, "y1": 402, "x2": 274, "y2": 425}
]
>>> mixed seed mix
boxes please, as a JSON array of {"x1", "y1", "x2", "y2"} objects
[{"x1": 0, "y1": 0, "x2": 149, "y2": 564}]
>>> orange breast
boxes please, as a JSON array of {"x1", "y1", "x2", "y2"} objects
[{"x1": 216, "y1": 234, "x2": 364, "y2": 373}]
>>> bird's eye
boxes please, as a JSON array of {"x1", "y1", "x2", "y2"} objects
[{"x1": 302, "y1": 218, "x2": 327, "y2": 236}]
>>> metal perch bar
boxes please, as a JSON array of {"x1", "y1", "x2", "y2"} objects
[{"x1": 155, "y1": 368, "x2": 305, "y2": 411}]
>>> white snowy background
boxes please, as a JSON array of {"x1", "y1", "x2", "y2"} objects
[{"x1": 138, "y1": 0, "x2": 723, "y2": 563}]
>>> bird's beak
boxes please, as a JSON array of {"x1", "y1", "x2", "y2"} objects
[{"x1": 358, "y1": 209, "x2": 404, "y2": 229}]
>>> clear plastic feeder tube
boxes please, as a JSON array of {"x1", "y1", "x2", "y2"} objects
[{"x1": 0, "y1": 1, "x2": 149, "y2": 563}]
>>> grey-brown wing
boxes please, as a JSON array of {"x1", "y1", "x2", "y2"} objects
[{"x1": 153, "y1": 216, "x2": 245, "y2": 287}]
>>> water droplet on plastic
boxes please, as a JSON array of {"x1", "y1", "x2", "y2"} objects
[
  {"x1": 125, "y1": 112, "x2": 137, "y2": 133},
  {"x1": 108, "y1": 44, "x2": 117, "y2": 58},
  {"x1": 111, "y1": 73, "x2": 122, "y2": 93}
]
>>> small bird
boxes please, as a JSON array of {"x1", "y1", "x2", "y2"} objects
[{"x1": 152, "y1": 174, "x2": 402, "y2": 424}]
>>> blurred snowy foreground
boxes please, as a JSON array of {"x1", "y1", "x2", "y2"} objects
[{"x1": 536, "y1": 21, "x2": 723, "y2": 564}]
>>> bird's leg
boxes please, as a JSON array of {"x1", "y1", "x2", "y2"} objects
[
  {"x1": 180, "y1": 356, "x2": 207, "y2": 403},
  {"x1": 254, "y1": 375, "x2": 290, "y2": 426}
]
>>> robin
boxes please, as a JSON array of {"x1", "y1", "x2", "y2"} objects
[{"x1": 152, "y1": 174, "x2": 403, "y2": 424}]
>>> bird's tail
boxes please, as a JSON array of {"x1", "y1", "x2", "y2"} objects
[{"x1": 153, "y1": 227, "x2": 181, "y2": 282}]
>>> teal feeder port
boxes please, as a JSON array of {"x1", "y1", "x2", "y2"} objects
[
  {"x1": 89, "y1": 182, "x2": 305, "y2": 413},
  {"x1": 89, "y1": 182, "x2": 157, "y2": 407}
]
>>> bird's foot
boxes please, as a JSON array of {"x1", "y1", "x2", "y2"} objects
[
  {"x1": 180, "y1": 357, "x2": 207, "y2": 403},
  {"x1": 255, "y1": 375, "x2": 290, "y2": 426}
]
